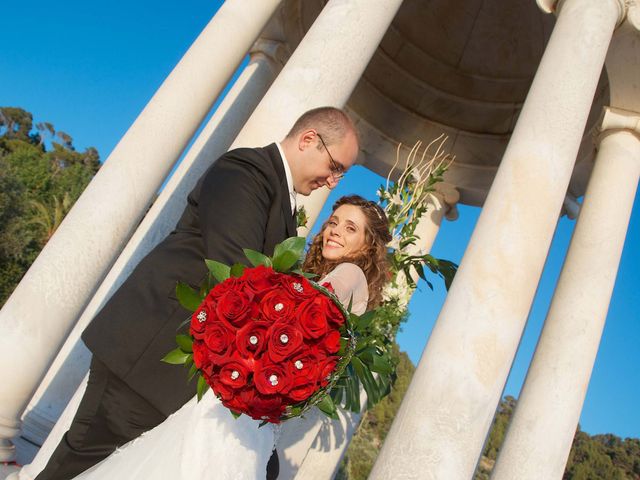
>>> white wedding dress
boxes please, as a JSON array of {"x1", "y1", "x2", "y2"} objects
[{"x1": 73, "y1": 263, "x2": 368, "y2": 480}]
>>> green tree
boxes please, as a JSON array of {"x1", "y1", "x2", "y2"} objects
[
  {"x1": 28, "y1": 193, "x2": 72, "y2": 241},
  {"x1": 0, "y1": 107, "x2": 34, "y2": 140},
  {"x1": 472, "y1": 397, "x2": 640, "y2": 480},
  {"x1": 0, "y1": 107, "x2": 100, "y2": 306}
]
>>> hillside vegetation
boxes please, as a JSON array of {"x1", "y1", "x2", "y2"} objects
[
  {"x1": 0, "y1": 107, "x2": 100, "y2": 306},
  {"x1": 338, "y1": 351, "x2": 640, "y2": 480}
]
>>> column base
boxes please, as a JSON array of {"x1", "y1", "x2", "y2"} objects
[
  {"x1": 0, "y1": 438, "x2": 16, "y2": 462},
  {"x1": 0, "y1": 416, "x2": 21, "y2": 462}
]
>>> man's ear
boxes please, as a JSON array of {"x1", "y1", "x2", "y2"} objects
[{"x1": 298, "y1": 129, "x2": 316, "y2": 151}]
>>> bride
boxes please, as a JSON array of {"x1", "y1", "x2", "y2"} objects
[{"x1": 73, "y1": 195, "x2": 391, "y2": 480}]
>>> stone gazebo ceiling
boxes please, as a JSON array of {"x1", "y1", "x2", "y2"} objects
[{"x1": 278, "y1": 0, "x2": 609, "y2": 207}]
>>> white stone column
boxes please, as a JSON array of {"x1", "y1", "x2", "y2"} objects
[
  {"x1": 0, "y1": 0, "x2": 282, "y2": 459},
  {"x1": 369, "y1": 1, "x2": 623, "y2": 478},
  {"x1": 491, "y1": 118, "x2": 640, "y2": 480},
  {"x1": 12, "y1": 45, "x2": 286, "y2": 474},
  {"x1": 230, "y1": 0, "x2": 403, "y2": 146},
  {"x1": 410, "y1": 183, "x2": 460, "y2": 256}
]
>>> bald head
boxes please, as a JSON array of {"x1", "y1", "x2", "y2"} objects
[{"x1": 285, "y1": 107, "x2": 359, "y2": 149}]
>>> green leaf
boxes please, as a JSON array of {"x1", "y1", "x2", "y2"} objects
[
  {"x1": 354, "y1": 311, "x2": 375, "y2": 332},
  {"x1": 175, "y1": 282, "x2": 203, "y2": 312},
  {"x1": 231, "y1": 410, "x2": 242, "y2": 419},
  {"x1": 275, "y1": 236, "x2": 306, "y2": 257},
  {"x1": 230, "y1": 263, "x2": 246, "y2": 278},
  {"x1": 187, "y1": 363, "x2": 199, "y2": 382},
  {"x1": 243, "y1": 248, "x2": 272, "y2": 267},
  {"x1": 196, "y1": 375, "x2": 210, "y2": 401},
  {"x1": 184, "y1": 356, "x2": 193, "y2": 368},
  {"x1": 204, "y1": 259, "x2": 230, "y2": 283},
  {"x1": 352, "y1": 356, "x2": 380, "y2": 406},
  {"x1": 345, "y1": 371, "x2": 361, "y2": 413},
  {"x1": 177, "y1": 314, "x2": 193, "y2": 331},
  {"x1": 175, "y1": 334, "x2": 193, "y2": 353},
  {"x1": 291, "y1": 269, "x2": 318, "y2": 279},
  {"x1": 403, "y1": 266, "x2": 417, "y2": 289},
  {"x1": 437, "y1": 259, "x2": 458, "y2": 290},
  {"x1": 338, "y1": 337, "x2": 348, "y2": 356},
  {"x1": 345, "y1": 295, "x2": 354, "y2": 313},
  {"x1": 272, "y1": 237, "x2": 305, "y2": 272},
  {"x1": 330, "y1": 386, "x2": 344, "y2": 407},
  {"x1": 377, "y1": 373, "x2": 392, "y2": 398},
  {"x1": 316, "y1": 395, "x2": 338, "y2": 419},
  {"x1": 203, "y1": 273, "x2": 217, "y2": 294},
  {"x1": 273, "y1": 251, "x2": 300, "y2": 272},
  {"x1": 361, "y1": 349, "x2": 393, "y2": 375},
  {"x1": 399, "y1": 237, "x2": 416, "y2": 250},
  {"x1": 161, "y1": 348, "x2": 191, "y2": 365},
  {"x1": 413, "y1": 263, "x2": 427, "y2": 282}
]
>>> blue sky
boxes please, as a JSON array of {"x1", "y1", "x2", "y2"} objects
[{"x1": 3, "y1": 1, "x2": 638, "y2": 439}]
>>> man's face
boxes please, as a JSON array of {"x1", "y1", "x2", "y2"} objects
[{"x1": 293, "y1": 130, "x2": 358, "y2": 195}]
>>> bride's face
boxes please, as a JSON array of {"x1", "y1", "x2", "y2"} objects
[{"x1": 321, "y1": 204, "x2": 368, "y2": 261}]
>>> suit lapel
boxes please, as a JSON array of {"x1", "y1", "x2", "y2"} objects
[{"x1": 265, "y1": 143, "x2": 297, "y2": 238}]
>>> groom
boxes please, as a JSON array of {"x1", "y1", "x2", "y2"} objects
[{"x1": 36, "y1": 107, "x2": 360, "y2": 480}]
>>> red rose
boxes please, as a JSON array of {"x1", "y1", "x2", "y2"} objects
[
  {"x1": 209, "y1": 277, "x2": 240, "y2": 299},
  {"x1": 254, "y1": 359, "x2": 291, "y2": 395},
  {"x1": 259, "y1": 289, "x2": 296, "y2": 323},
  {"x1": 190, "y1": 309, "x2": 207, "y2": 339},
  {"x1": 318, "y1": 355, "x2": 339, "y2": 387},
  {"x1": 279, "y1": 274, "x2": 317, "y2": 299},
  {"x1": 240, "y1": 389, "x2": 285, "y2": 422},
  {"x1": 236, "y1": 320, "x2": 271, "y2": 358},
  {"x1": 287, "y1": 349, "x2": 321, "y2": 380},
  {"x1": 287, "y1": 375, "x2": 320, "y2": 402},
  {"x1": 321, "y1": 281, "x2": 335, "y2": 294},
  {"x1": 266, "y1": 321, "x2": 304, "y2": 363},
  {"x1": 318, "y1": 294, "x2": 346, "y2": 327},
  {"x1": 285, "y1": 349, "x2": 322, "y2": 402},
  {"x1": 189, "y1": 296, "x2": 217, "y2": 340},
  {"x1": 297, "y1": 296, "x2": 330, "y2": 339},
  {"x1": 211, "y1": 373, "x2": 235, "y2": 401},
  {"x1": 203, "y1": 320, "x2": 236, "y2": 357},
  {"x1": 242, "y1": 265, "x2": 279, "y2": 296},
  {"x1": 218, "y1": 354, "x2": 254, "y2": 391},
  {"x1": 322, "y1": 330, "x2": 341, "y2": 354},
  {"x1": 222, "y1": 387, "x2": 249, "y2": 414},
  {"x1": 216, "y1": 288, "x2": 256, "y2": 327},
  {"x1": 192, "y1": 340, "x2": 211, "y2": 373}
]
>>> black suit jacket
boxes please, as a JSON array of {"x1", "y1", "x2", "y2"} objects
[{"x1": 82, "y1": 144, "x2": 296, "y2": 415}]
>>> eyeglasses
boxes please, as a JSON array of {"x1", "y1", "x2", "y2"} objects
[{"x1": 317, "y1": 133, "x2": 346, "y2": 180}]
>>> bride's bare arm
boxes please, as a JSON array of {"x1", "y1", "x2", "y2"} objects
[{"x1": 319, "y1": 262, "x2": 369, "y2": 315}]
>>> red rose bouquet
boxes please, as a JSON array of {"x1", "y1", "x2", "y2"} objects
[{"x1": 163, "y1": 237, "x2": 392, "y2": 424}]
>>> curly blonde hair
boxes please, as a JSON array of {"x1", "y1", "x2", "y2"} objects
[{"x1": 302, "y1": 195, "x2": 392, "y2": 310}]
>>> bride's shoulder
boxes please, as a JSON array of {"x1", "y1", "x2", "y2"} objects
[
  {"x1": 329, "y1": 262, "x2": 366, "y2": 280},
  {"x1": 328, "y1": 262, "x2": 367, "y2": 284}
]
